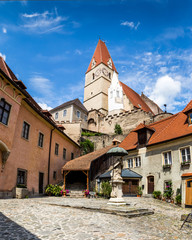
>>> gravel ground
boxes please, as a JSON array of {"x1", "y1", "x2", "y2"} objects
[{"x1": 0, "y1": 196, "x2": 191, "y2": 240}]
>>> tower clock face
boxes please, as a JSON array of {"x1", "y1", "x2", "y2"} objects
[
  {"x1": 95, "y1": 68, "x2": 101, "y2": 77},
  {"x1": 102, "y1": 68, "x2": 109, "y2": 76}
]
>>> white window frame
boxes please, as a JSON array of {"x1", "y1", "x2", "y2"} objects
[
  {"x1": 163, "y1": 151, "x2": 172, "y2": 166},
  {"x1": 128, "y1": 158, "x2": 133, "y2": 168},
  {"x1": 180, "y1": 146, "x2": 191, "y2": 163},
  {"x1": 135, "y1": 156, "x2": 141, "y2": 167}
]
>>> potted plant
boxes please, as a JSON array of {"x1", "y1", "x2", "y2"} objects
[
  {"x1": 153, "y1": 191, "x2": 162, "y2": 200},
  {"x1": 137, "y1": 186, "x2": 143, "y2": 197},
  {"x1": 83, "y1": 189, "x2": 89, "y2": 197},
  {"x1": 61, "y1": 189, "x2": 69, "y2": 197},
  {"x1": 164, "y1": 181, "x2": 174, "y2": 202}
]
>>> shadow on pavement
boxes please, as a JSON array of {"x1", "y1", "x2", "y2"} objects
[{"x1": 0, "y1": 212, "x2": 40, "y2": 240}]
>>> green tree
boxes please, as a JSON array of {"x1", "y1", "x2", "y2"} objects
[{"x1": 114, "y1": 124, "x2": 122, "y2": 134}]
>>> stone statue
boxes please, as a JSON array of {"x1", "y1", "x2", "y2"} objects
[
  {"x1": 111, "y1": 160, "x2": 123, "y2": 181},
  {"x1": 108, "y1": 158, "x2": 126, "y2": 204}
]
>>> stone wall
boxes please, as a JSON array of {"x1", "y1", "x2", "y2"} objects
[{"x1": 82, "y1": 134, "x2": 126, "y2": 151}]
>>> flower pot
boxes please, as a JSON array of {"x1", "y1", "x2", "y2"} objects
[{"x1": 137, "y1": 194, "x2": 141, "y2": 197}]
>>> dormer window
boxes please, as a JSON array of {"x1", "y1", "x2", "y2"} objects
[
  {"x1": 91, "y1": 59, "x2": 96, "y2": 68},
  {"x1": 134, "y1": 124, "x2": 155, "y2": 147},
  {"x1": 108, "y1": 58, "x2": 112, "y2": 68}
]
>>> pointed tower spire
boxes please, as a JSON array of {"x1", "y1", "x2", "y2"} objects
[{"x1": 86, "y1": 39, "x2": 117, "y2": 73}]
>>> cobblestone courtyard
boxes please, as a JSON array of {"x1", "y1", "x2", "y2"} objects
[{"x1": 0, "y1": 197, "x2": 192, "y2": 240}]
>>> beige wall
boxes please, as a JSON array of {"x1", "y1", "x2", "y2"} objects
[
  {"x1": 0, "y1": 76, "x2": 80, "y2": 198},
  {"x1": 84, "y1": 63, "x2": 113, "y2": 113},
  {"x1": 123, "y1": 136, "x2": 192, "y2": 205}
]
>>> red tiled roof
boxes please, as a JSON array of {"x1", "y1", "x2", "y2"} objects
[
  {"x1": 119, "y1": 81, "x2": 154, "y2": 114},
  {"x1": 86, "y1": 39, "x2": 117, "y2": 73},
  {"x1": 119, "y1": 100, "x2": 192, "y2": 150},
  {"x1": 133, "y1": 123, "x2": 155, "y2": 132},
  {"x1": 62, "y1": 145, "x2": 113, "y2": 171},
  {"x1": 183, "y1": 100, "x2": 192, "y2": 113}
]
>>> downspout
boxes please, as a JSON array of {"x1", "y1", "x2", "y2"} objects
[{"x1": 48, "y1": 127, "x2": 55, "y2": 185}]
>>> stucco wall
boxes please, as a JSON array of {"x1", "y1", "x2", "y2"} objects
[
  {"x1": 123, "y1": 136, "x2": 192, "y2": 201},
  {"x1": 0, "y1": 79, "x2": 80, "y2": 197}
]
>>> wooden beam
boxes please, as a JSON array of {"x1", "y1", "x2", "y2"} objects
[
  {"x1": 63, "y1": 171, "x2": 70, "y2": 190},
  {"x1": 87, "y1": 170, "x2": 89, "y2": 191},
  {"x1": 82, "y1": 170, "x2": 88, "y2": 176}
]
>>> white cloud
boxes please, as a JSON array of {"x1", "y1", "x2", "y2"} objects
[
  {"x1": 74, "y1": 49, "x2": 82, "y2": 55},
  {"x1": 147, "y1": 75, "x2": 181, "y2": 111},
  {"x1": 21, "y1": 9, "x2": 68, "y2": 34},
  {"x1": 2, "y1": 27, "x2": 7, "y2": 33},
  {"x1": 158, "y1": 66, "x2": 168, "y2": 74},
  {"x1": 29, "y1": 75, "x2": 53, "y2": 96},
  {"x1": 38, "y1": 102, "x2": 52, "y2": 111},
  {"x1": 0, "y1": 53, "x2": 6, "y2": 60},
  {"x1": 121, "y1": 21, "x2": 140, "y2": 30}
]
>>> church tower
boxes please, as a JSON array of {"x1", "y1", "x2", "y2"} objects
[{"x1": 84, "y1": 39, "x2": 118, "y2": 115}]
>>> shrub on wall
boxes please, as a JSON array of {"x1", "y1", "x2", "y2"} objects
[
  {"x1": 114, "y1": 124, "x2": 122, "y2": 134},
  {"x1": 80, "y1": 139, "x2": 94, "y2": 155}
]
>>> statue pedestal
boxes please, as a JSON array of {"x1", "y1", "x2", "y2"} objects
[{"x1": 108, "y1": 179, "x2": 126, "y2": 206}]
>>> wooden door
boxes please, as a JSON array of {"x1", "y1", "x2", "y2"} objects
[
  {"x1": 39, "y1": 172, "x2": 44, "y2": 194},
  {"x1": 122, "y1": 180, "x2": 139, "y2": 195},
  {"x1": 185, "y1": 179, "x2": 192, "y2": 206},
  {"x1": 148, "y1": 176, "x2": 154, "y2": 194}
]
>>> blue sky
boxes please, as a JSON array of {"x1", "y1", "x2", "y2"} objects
[{"x1": 0, "y1": 0, "x2": 192, "y2": 113}]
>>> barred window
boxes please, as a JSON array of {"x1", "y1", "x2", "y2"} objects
[
  {"x1": 0, "y1": 98, "x2": 11, "y2": 125},
  {"x1": 22, "y1": 121, "x2": 30, "y2": 140},
  {"x1": 63, "y1": 148, "x2": 66, "y2": 160},
  {"x1": 17, "y1": 169, "x2": 27, "y2": 186},
  {"x1": 38, "y1": 132, "x2": 44, "y2": 148},
  {"x1": 55, "y1": 143, "x2": 59, "y2": 155}
]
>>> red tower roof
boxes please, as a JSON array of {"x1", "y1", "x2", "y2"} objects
[{"x1": 86, "y1": 39, "x2": 117, "y2": 73}]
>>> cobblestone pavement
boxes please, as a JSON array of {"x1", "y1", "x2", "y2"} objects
[{"x1": 0, "y1": 197, "x2": 192, "y2": 240}]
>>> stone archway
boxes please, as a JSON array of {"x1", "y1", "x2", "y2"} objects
[{"x1": 0, "y1": 140, "x2": 10, "y2": 169}]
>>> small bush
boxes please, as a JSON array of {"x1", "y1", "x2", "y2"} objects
[
  {"x1": 137, "y1": 186, "x2": 143, "y2": 195},
  {"x1": 114, "y1": 124, "x2": 122, "y2": 135},
  {"x1": 175, "y1": 194, "x2": 182, "y2": 204},
  {"x1": 153, "y1": 191, "x2": 162, "y2": 199},
  {"x1": 45, "y1": 184, "x2": 62, "y2": 196},
  {"x1": 101, "y1": 181, "x2": 112, "y2": 198}
]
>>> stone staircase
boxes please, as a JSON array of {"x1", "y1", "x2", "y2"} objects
[
  {"x1": 68, "y1": 190, "x2": 84, "y2": 198},
  {"x1": 65, "y1": 182, "x2": 86, "y2": 198}
]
